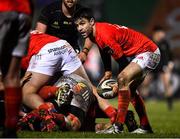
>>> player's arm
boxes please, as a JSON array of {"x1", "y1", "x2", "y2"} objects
[
  {"x1": 99, "y1": 47, "x2": 112, "y2": 83},
  {"x1": 35, "y1": 5, "x2": 50, "y2": 33},
  {"x1": 22, "y1": 71, "x2": 51, "y2": 109},
  {"x1": 36, "y1": 22, "x2": 47, "y2": 33},
  {"x1": 78, "y1": 38, "x2": 93, "y2": 63}
]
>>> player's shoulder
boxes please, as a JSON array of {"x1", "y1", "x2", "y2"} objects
[
  {"x1": 42, "y1": 1, "x2": 61, "y2": 12},
  {"x1": 96, "y1": 22, "x2": 115, "y2": 30},
  {"x1": 96, "y1": 22, "x2": 115, "y2": 37}
]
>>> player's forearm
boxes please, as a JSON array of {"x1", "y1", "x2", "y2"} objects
[
  {"x1": 82, "y1": 38, "x2": 93, "y2": 55},
  {"x1": 35, "y1": 22, "x2": 47, "y2": 33}
]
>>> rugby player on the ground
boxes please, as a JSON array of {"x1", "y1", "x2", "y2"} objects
[{"x1": 20, "y1": 30, "x2": 117, "y2": 131}]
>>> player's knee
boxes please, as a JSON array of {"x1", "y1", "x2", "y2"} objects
[{"x1": 117, "y1": 72, "x2": 129, "y2": 89}]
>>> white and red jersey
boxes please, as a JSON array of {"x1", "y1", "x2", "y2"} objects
[
  {"x1": 21, "y1": 33, "x2": 59, "y2": 70},
  {"x1": 0, "y1": 0, "x2": 32, "y2": 15},
  {"x1": 95, "y1": 22, "x2": 158, "y2": 60}
]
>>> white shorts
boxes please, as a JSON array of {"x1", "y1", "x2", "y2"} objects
[
  {"x1": 132, "y1": 48, "x2": 161, "y2": 74},
  {"x1": 27, "y1": 40, "x2": 82, "y2": 76}
]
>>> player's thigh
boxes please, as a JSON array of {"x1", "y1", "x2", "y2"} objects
[
  {"x1": 4, "y1": 57, "x2": 22, "y2": 86},
  {"x1": 22, "y1": 72, "x2": 51, "y2": 95},
  {"x1": 118, "y1": 62, "x2": 143, "y2": 85}
]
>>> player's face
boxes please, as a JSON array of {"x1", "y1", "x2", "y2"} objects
[
  {"x1": 63, "y1": 0, "x2": 78, "y2": 9},
  {"x1": 75, "y1": 18, "x2": 94, "y2": 38}
]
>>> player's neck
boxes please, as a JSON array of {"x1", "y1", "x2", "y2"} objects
[
  {"x1": 62, "y1": 3, "x2": 75, "y2": 18},
  {"x1": 89, "y1": 25, "x2": 96, "y2": 42}
]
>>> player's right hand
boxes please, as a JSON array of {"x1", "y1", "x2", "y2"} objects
[
  {"x1": 99, "y1": 71, "x2": 112, "y2": 84},
  {"x1": 78, "y1": 51, "x2": 87, "y2": 63}
]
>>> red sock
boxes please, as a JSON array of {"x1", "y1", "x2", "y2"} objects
[
  {"x1": 4, "y1": 87, "x2": 22, "y2": 129},
  {"x1": 131, "y1": 91, "x2": 150, "y2": 126},
  {"x1": 38, "y1": 86, "x2": 59, "y2": 99},
  {"x1": 104, "y1": 106, "x2": 117, "y2": 123},
  {"x1": 116, "y1": 90, "x2": 130, "y2": 124}
]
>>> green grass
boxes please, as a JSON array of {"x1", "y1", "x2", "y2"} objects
[{"x1": 16, "y1": 99, "x2": 180, "y2": 138}]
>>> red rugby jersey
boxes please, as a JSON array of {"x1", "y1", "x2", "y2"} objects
[
  {"x1": 21, "y1": 33, "x2": 60, "y2": 70},
  {"x1": 95, "y1": 22, "x2": 157, "y2": 59},
  {"x1": 0, "y1": 0, "x2": 32, "y2": 15}
]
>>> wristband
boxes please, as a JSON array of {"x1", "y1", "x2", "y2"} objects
[
  {"x1": 82, "y1": 50, "x2": 88, "y2": 56},
  {"x1": 83, "y1": 47, "x2": 89, "y2": 52}
]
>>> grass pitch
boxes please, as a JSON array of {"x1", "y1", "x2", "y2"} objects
[{"x1": 15, "y1": 99, "x2": 180, "y2": 138}]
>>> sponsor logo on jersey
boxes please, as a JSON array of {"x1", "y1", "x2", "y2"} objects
[
  {"x1": 51, "y1": 21, "x2": 60, "y2": 29},
  {"x1": 63, "y1": 21, "x2": 72, "y2": 25}
]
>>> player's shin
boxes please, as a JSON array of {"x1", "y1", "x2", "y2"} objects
[
  {"x1": 131, "y1": 91, "x2": 152, "y2": 130},
  {"x1": 4, "y1": 87, "x2": 22, "y2": 129},
  {"x1": 116, "y1": 90, "x2": 131, "y2": 124},
  {"x1": 104, "y1": 106, "x2": 117, "y2": 123}
]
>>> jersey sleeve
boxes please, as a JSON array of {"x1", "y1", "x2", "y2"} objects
[
  {"x1": 99, "y1": 47, "x2": 112, "y2": 71},
  {"x1": 38, "y1": 5, "x2": 50, "y2": 25}
]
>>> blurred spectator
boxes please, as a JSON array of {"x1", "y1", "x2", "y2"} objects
[
  {"x1": 139, "y1": 26, "x2": 178, "y2": 110},
  {"x1": 35, "y1": 0, "x2": 83, "y2": 53}
]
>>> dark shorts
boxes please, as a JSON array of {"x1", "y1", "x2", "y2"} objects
[{"x1": 0, "y1": 12, "x2": 31, "y2": 74}]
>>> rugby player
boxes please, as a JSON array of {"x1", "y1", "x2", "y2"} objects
[
  {"x1": 0, "y1": 0, "x2": 33, "y2": 137},
  {"x1": 73, "y1": 8, "x2": 161, "y2": 134},
  {"x1": 20, "y1": 30, "x2": 117, "y2": 130}
]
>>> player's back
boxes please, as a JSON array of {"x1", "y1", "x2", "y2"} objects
[
  {"x1": 96, "y1": 22, "x2": 158, "y2": 57},
  {"x1": 29, "y1": 32, "x2": 60, "y2": 54},
  {"x1": 21, "y1": 32, "x2": 60, "y2": 70}
]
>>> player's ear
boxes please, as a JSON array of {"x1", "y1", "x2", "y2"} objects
[{"x1": 90, "y1": 18, "x2": 95, "y2": 26}]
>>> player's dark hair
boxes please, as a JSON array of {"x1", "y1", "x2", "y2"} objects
[{"x1": 73, "y1": 7, "x2": 94, "y2": 22}]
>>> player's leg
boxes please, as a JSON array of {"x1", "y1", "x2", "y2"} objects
[
  {"x1": 138, "y1": 73, "x2": 153, "y2": 99},
  {"x1": 160, "y1": 71, "x2": 173, "y2": 110},
  {"x1": 22, "y1": 71, "x2": 52, "y2": 109},
  {"x1": 129, "y1": 50, "x2": 160, "y2": 134},
  {"x1": 0, "y1": 12, "x2": 31, "y2": 137},
  {"x1": 95, "y1": 62, "x2": 142, "y2": 134},
  {"x1": 3, "y1": 57, "x2": 22, "y2": 137},
  {"x1": 130, "y1": 79, "x2": 153, "y2": 133},
  {"x1": 102, "y1": 50, "x2": 160, "y2": 134},
  {"x1": 115, "y1": 62, "x2": 143, "y2": 132}
]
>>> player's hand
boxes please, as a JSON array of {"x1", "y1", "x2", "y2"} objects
[
  {"x1": 99, "y1": 71, "x2": 112, "y2": 84},
  {"x1": 66, "y1": 113, "x2": 81, "y2": 131},
  {"x1": 109, "y1": 83, "x2": 118, "y2": 96},
  {"x1": 78, "y1": 51, "x2": 87, "y2": 63},
  {"x1": 20, "y1": 72, "x2": 32, "y2": 87}
]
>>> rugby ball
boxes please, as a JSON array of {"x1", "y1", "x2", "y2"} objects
[{"x1": 97, "y1": 79, "x2": 118, "y2": 99}]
